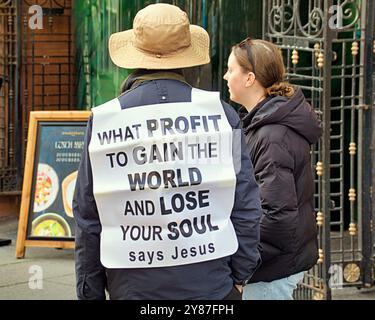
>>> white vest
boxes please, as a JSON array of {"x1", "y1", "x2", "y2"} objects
[{"x1": 89, "y1": 88, "x2": 238, "y2": 268}]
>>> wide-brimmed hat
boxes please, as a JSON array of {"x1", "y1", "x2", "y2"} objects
[{"x1": 109, "y1": 3, "x2": 210, "y2": 70}]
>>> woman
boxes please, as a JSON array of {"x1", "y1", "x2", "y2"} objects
[{"x1": 223, "y1": 38, "x2": 322, "y2": 300}]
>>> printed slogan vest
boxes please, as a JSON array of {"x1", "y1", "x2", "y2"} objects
[{"x1": 89, "y1": 88, "x2": 238, "y2": 268}]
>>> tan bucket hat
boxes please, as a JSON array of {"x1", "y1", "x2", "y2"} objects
[{"x1": 109, "y1": 3, "x2": 210, "y2": 70}]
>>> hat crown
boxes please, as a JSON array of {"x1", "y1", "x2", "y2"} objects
[
  {"x1": 108, "y1": 3, "x2": 210, "y2": 69},
  {"x1": 133, "y1": 4, "x2": 191, "y2": 55}
]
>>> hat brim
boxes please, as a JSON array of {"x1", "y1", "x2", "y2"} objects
[{"x1": 109, "y1": 25, "x2": 210, "y2": 70}]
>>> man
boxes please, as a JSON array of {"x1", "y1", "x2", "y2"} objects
[{"x1": 74, "y1": 3, "x2": 261, "y2": 300}]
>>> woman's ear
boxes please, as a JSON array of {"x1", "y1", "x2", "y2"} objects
[{"x1": 245, "y1": 72, "x2": 256, "y2": 88}]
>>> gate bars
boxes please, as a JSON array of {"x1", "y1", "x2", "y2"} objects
[
  {"x1": 0, "y1": 0, "x2": 19, "y2": 193},
  {"x1": 263, "y1": 0, "x2": 374, "y2": 299},
  {"x1": 0, "y1": 0, "x2": 75, "y2": 194}
]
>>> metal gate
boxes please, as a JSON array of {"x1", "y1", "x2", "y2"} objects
[
  {"x1": 263, "y1": 0, "x2": 375, "y2": 299},
  {"x1": 0, "y1": 0, "x2": 18, "y2": 193},
  {"x1": 0, "y1": 0, "x2": 75, "y2": 194}
]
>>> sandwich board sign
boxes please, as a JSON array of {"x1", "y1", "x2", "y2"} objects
[{"x1": 16, "y1": 111, "x2": 90, "y2": 258}]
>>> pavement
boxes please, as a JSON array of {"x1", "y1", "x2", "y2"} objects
[
  {"x1": 0, "y1": 216, "x2": 76, "y2": 300},
  {"x1": 0, "y1": 215, "x2": 375, "y2": 300}
]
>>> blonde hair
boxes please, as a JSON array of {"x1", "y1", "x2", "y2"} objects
[{"x1": 232, "y1": 39, "x2": 294, "y2": 98}]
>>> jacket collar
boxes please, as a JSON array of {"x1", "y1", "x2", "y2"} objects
[
  {"x1": 238, "y1": 96, "x2": 273, "y2": 134},
  {"x1": 238, "y1": 88, "x2": 322, "y2": 144},
  {"x1": 121, "y1": 69, "x2": 190, "y2": 94}
]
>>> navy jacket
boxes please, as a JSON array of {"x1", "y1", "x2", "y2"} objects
[{"x1": 73, "y1": 71, "x2": 262, "y2": 300}]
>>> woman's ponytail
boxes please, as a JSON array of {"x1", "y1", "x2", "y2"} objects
[{"x1": 266, "y1": 82, "x2": 294, "y2": 98}]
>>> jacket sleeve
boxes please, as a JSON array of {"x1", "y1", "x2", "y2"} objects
[
  {"x1": 255, "y1": 141, "x2": 299, "y2": 263},
  {"x1": 229, "y1": 121, "x2": 262, "y2": 285},
  {"x1": 73, "y1": 116, "x2": 107, "y2": 300}
]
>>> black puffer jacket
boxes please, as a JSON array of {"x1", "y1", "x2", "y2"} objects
[{"x1": 239, "y1": 89, "x2": 322, "y2": 283}]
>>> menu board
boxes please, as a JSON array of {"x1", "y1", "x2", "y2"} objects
[
  {"x1": 27, "y1": 123, "x2": 86, "y2": 240},
  {"x1": 16, "y1": 111, "x2": 91, "y2": 258}
]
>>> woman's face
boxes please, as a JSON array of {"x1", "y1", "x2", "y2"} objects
[{"x1": 223, "y1": 52, "x2": 249, "y2": 105}]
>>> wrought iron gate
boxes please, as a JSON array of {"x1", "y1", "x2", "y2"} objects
[
  {"x1": 0, "y1": 0, "x2": 18, "y2": 192},
  {"x1": 0, "y1": 0, "x2": 75, "y2": 194},
  {"x1": 263, "y1": 0, "x2": 374, "y2": 299}
]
